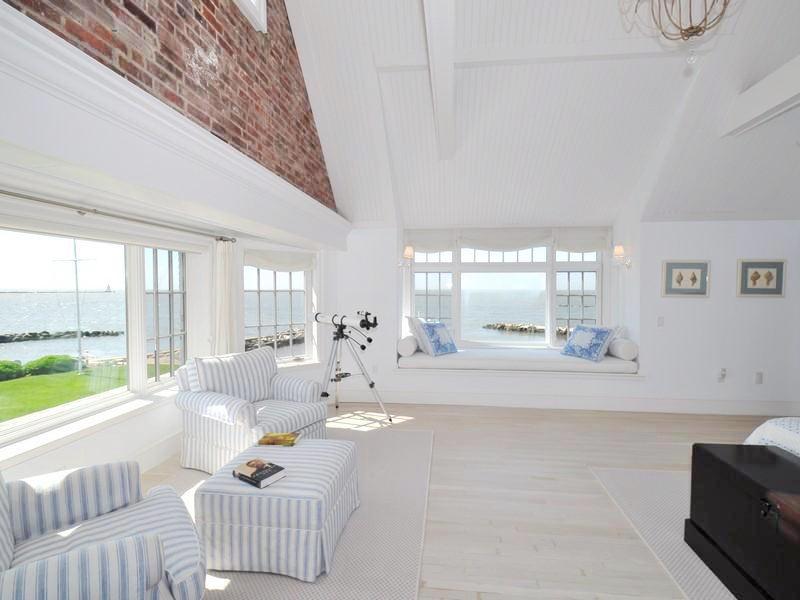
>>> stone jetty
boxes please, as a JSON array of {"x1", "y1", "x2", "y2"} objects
[
  {"x1": 0, "y1": 330, "x2": 124, "y2": 344},
  {"x1": 245, "y1": 330, "x2": 305, "y2": 352},
  {"x1": 483, "y1": 323, "x2": 570, "y2": 338}
]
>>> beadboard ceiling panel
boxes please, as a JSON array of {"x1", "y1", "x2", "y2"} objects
[{"x1": 288, "y1": 0, "x2": 800, "y2": 227}]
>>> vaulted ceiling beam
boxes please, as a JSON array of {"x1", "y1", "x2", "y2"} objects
[
  {"x1": 722, "y1": 54, "x2": 800, "y2": 136},
  {"x1": 422, "y1": 0, "x2": 456, "y2": 159}
]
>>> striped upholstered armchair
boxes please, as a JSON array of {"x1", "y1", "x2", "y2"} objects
[
  {"x1": 175, "y1": 347, "x2": 327, "y2": 474},
  {"x1": 0, "y1": 462, "x2": 205, "y2": 599}
]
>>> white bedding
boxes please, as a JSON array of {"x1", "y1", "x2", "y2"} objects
[
  {"x1": 745, "y1": 417, "x2": 800, "y2": 457},
  {"x1": 397, "y1": 347, "x2": 638, "y2": 374}
]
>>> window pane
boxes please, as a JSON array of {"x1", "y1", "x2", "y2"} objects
[
  {"x1": 584, "y1": 303, "x2": 597, "y2": 319},
  {"x1": 426, "y1": 295, "x2": 440, "y2": 320},
  {"x1": 259, "y1": 269, "x2": 274, "y2": 290},
  {"x1": 584, "y1": 271, "x2": 597, "y2": 293},
  {"x1": 532, "y1": 247, "x2": 547, "y2": 262},
  {"x1": 172, "y1": 335, "x2": 186, "y2": 371},
  {"x1": 414, "y1": 295, "x2": 426, "y2": 318},
  {"x1": 440, "y1": 251, "x2": 453, "y2": 263},
  {"x1": 291, "y1": 291, "x2": 305, "y2": 324},
  {"x1": 414, "y1": 272, "x2": 427, "y2": 292},
  {"x1": 244, "y1": 326, "x2": 260, "y2": 352},
  {"x1": 173, "y1": 293, "x2": 185, "y2": 333},
  {"x1": 144, "y1": 247, "x2": 154, "y2": 291},
  {"x1": 461, "y1": 248, "x2": 475, "y2": 263},
  {"x1": 556, "y1": 250, "x2": 569, "y2": 262},
  {"x1": 440, "y1": 295, "x2": 452, "y2": 319},
  {"x1": 427, "y1": 272, "x2": 440, "y2": 293},
  {"x1": 243, "y1": 266, "x2": 259, "y2": 291},
  {"x1": 556, "y1": 272, "x2": 569, "y2": 292},
  {"x1": 0, "y1": 230, "x2": 131, "y2": 422},
  {"x1": 275, "y1": 271, "x2": 290, "y2": 291},
  {"x1": 158, "y1": 293, "x2": 171, "y2": 336},
  {"x1": 460, "y1": 272, "x2": 546, "y2": 346},
  {"x1": 569, "y1": 252, "x2": 583, "y2": 262},
  {"x1": 291, "y1": 271, "x2": 305, "y2": 291},
  {"x1": 503, "y1": 251, "x2": 517, "y2": 263},
  {"x1": 171, "y1": 251, "x2": 183, "y2": 291},
  {"x1": 145, "y1": 293, "x2": 155, "y2": 338},
  {"x1": 276, "y1": 291, "x2": 290, "y2": 325},
  {"x1": 157, "y1": 337, "x2": 170, "y2": 375},
  {"x1": 556, "y1": 295, "x2": 569, "y2": 319},
  {"x1": 569, "y1": 296, "x2": 583, "y2": 318},
  {"x1": 290, "y1": 324, "x2": 306, "y2": 358},
  {"x1": 440, "y1": 272, "x2": 452, "y2": 293},
  {"x1": 489, "y1": 251, "x2": 503, "y2": 263},
  {"x1": 475, "y1": 249, "x2": 489, "y2": 263},
  {"x1": 157, "y1": 249, "x2": 170, "y2": 290},
  {"x1": 428, "y1": 252, "x2": 440, "y2": 263},
  {"x1": 260, "y1": 292, "x2": 275, "y2": 326},
  {"x1": 146, "y1": 338, "x2": 157, "y2": 382},
  {"x1": 569, "y1": 272, "x2": 583, "y2": 293},
  {"x1": 244, "y1": 291, "x2": 259, "y2": 327},
  {"x1": 518, "y1": 248, "x2": 532, "y2": 262},
  {"x1": 414, "y1": 252, "x2": 427, "y2": 263},
  {"x1": 584, "y1": 251, "x2": 598, "y2": 262}
]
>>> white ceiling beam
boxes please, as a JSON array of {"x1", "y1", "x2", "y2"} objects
[
  {"x1": 722, "y1": 54, "x2": 800, "y2": 137},
  {"x1": 422, "y1": 0, "x2": 456, "y2": 159}
]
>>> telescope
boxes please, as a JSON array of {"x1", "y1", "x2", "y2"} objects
[{"x1": 314, "y1": 311, "x2": 378, "y2": 331}]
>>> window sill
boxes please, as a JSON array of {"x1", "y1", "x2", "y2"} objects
[
  {"x1": 0, "y1": 382, "x2": 178, "y2": 469},
  {"x1": 277, "y1": 358, "x2": 320, "y2": 370}
]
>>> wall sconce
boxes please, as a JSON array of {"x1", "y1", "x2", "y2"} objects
[
  {"x1": 613, "y1": 244, "x2": 632, "y2": 269},
  {"x1": 399, "y1": 245, "x2": 414, "y2": 268}
]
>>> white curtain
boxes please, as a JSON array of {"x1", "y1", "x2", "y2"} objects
[
  {"x1": 212, "y1": 239, "x2": 236, "y2": 355},
  {"x1": 243, "y1": 248, "x2": 315, "y2": 271}
]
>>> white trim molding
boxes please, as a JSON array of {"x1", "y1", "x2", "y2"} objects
[
  {"x1": 233, "y1": 0, "x2": 267, "y2": 33},
  {"x1": 0, "y1": 4, "x2": 350, "y2": 250}
]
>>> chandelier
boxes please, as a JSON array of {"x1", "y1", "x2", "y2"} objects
[{"x1": 633, "y1": 0, "x2": 731, "y2": 41}]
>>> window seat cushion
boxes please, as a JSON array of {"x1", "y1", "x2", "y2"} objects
[{"x1": 397, "y1": 347, "x2": 638, "y2": 374}]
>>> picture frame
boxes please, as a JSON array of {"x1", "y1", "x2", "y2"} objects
[
  {"x1": 737, "y1": 260, "x2": 785, "y2": 297},
  {"x1": 662, "y1": 261, "x2": 709, "y2": 297}
]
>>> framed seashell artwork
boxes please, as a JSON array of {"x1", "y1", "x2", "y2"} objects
[
  {"x1": 738, "y1": 260, "x2": 785, "y2": 296},
  {"x1": 662, "y1": 261, "x2": 709, "y2": 296}
]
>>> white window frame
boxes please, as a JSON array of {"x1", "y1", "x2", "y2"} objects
[
  {"x1": 411, "y1": 242, "x2": 602, "y2": 348},
  {"x1": 233, "y1": 0, "x2": 267, "y2": 33},
  {"x1": 243, "y1": 266, "x2": 311, "y2": 362}
]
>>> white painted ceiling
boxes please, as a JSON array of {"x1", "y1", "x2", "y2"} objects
[{"x1": 287, "y1": 1, "x2": 800, "y2": 227}]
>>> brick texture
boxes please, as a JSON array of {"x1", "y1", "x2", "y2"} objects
[{"x1": 7, "y1": 0, "x2": 336, "y2": 210}]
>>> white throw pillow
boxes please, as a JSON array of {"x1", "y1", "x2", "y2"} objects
[
  {"x1": 608, "y1": 338, "x2": 639, "y2": 361},
  {"x1": 397, "y1": 335, "x2": 419, "y2": 357},
  {"x1": 407, "y1": 316, "x2": 434, "y2": 355}
]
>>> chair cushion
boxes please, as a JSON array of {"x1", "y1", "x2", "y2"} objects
[
  {"x1": 195, "y1": 347, "x2": 277, "y2": 402},
  {"x1": 255, "y1": 399, "x2": 328, "y2": 434},
  {"x1": 12, "y1": 487, "x2": 205, "y2": 600},
  {"x1": 0, "y1": 474, "x2": 11, "y2": 571}
]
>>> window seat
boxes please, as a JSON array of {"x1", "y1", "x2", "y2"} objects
[{"x1": 397, "y1": 347, "x2": 639, "y2": 374}]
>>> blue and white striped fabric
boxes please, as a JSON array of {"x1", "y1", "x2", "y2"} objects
[
  {"x1": 0, "y1": 472, "x2": 12, "y2": 571},
  {"x1": 175, "y1": 391, "x2": 257, "y2": 427},
  {"x1": 254, "y1": 398, "x2": 328, "y2": 432},
  {"x1": 11, "y1": 486, "x2": 205, "y2": 600},
  {"x1": 180, "y1": 406, "x2": 328, "y2": 474},
  {"x1": 194, "y1": 347, "x2": 277, "y2": 402},
  {"x1": 6, "y1": 462, "x2": 142, "y2": 543},
  {"x1": 271, "y1": 373, "x2": 321, "y2": 404},
  {"x1": 0, "y1": 533, "x2": 167, "y2": 599},
  {"x1": 195, "y1": 440, "x2": 359, "y2": 582}
]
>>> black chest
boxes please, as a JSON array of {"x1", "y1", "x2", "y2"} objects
[{"x1": 685, "y1": 443, "x2": 800, "y2": 600}]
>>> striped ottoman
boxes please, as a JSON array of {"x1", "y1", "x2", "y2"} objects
[{"x1": 195, "y1": 439, "x2": 359, "y2": 582}]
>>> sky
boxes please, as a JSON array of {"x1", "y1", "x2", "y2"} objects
[{"x1": 0, "y1": 230, "x2": 126, "y2": 291}]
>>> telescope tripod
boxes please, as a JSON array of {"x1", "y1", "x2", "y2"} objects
[{"x1": 320, "y1": 324, "x2": 392, "y2": 423}]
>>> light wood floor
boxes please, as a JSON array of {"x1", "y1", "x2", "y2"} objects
[{"x1": 143, "y1": 404, "x2": 766, "y2": 600}]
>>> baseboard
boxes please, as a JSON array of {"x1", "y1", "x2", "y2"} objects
[
  {"x1": 133, "y1": 431, "x2": 182, "y2": 472},
  {"x1": 336, "y1": 389, "x2": 800, "y2": 416}
]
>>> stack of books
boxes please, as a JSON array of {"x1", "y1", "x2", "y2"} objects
[
  {"x1": 232, "y1": 458, "x2": 286, "y2": 489},
  {"x1": 258, "y1": 432, "x2": 300, "y2": 446}
]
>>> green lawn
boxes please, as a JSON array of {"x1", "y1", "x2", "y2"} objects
[{"x1": 0, "y1": 363, "x2": 172, "y2": 422}]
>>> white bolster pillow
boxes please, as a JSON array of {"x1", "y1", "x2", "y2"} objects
[
  {"x1": 397, "y1": 336, "x2": 419, "y2": 357},
  {"x1": 608, "y1": 338, "x2": 638, "y2": 361}
]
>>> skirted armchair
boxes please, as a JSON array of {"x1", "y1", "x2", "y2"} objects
[
  {"x1": 175, "y1": 347, "x2": 327, "y2": 474},
  {"x1": 0, "y1": 462, "x2": 205, "y2": 599}
]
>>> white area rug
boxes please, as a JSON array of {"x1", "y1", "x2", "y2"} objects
[
  {"x1": 201, "y1": 426, "x2": 433, "y2": 600},
  {"x1": 592, "y1": 468, "x2": 734, "y2": 600}
]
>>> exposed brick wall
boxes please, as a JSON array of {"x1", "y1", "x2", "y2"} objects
[{"x1": 6, "y1": 0, "x2": 336, "y2": 210}]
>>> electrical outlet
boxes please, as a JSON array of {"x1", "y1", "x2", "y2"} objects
[
  {"x1": 718, "y1": 368, "x2": 727, "y2": 383},
  {"x1": 657, "y1": 316, "x2": 665, "y2": 327},
  {"x1": 754, "y1": 371, "x2": 764, "y2": 385}
]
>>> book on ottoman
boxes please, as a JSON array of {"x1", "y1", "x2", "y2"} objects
[{"x1": 233, "y1": 458, "x2": 286, "y2": 488}]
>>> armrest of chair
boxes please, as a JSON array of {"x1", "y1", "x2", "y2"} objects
[
  {"x1": 175, "y1": 390, "x2": 257, "y2": 427},
  {"x1": 0, "y1": 533, "x2": 165, "y2": 598},
  {"x1": 271, "y1": 372, "x2": 322, "y2": 404},
  {"x1": 6, "y1": 462, "x2": 142, "y2": 543}
]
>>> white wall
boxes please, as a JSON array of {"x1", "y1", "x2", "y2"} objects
[{"x1": 332, "y1": 222, "x2": 800, "y2": 416}]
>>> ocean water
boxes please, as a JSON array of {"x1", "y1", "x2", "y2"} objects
[
  {"x1": 0, "y1": 291, "x2": 127, "y2": 363},
  {"x1": 461, "y1": 289, "x2": 547, "y2": 344}
]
